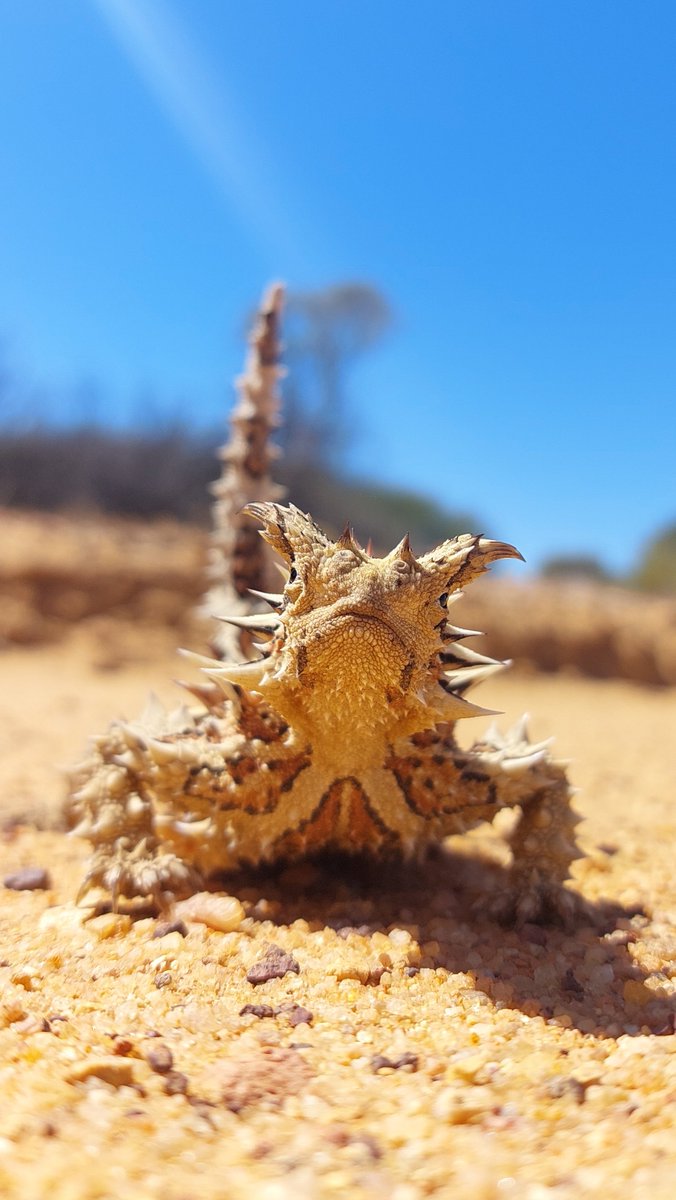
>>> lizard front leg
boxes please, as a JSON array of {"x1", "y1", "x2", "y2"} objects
[
  {"x1": 70, "y1": 692, "x2": 314, "y2": 909},
  {"x1": 384, "y1": 716, "x2": 581, "y2": 925},
  {"x1": 468, "y1": 717, "x2": 582, "y2": 925},
  {"x1": 70, "y1": 721, "x2": 201, "y2": 909}
]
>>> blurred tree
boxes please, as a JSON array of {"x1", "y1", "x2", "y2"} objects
[
  {"x1": 540, "y1": 555, "x2": 612, "y2": 584},
  {"x1": 278, "y1": 282, "x2": 394, "y2": 471},
  {"x1": 631, "y1": 524, "x2": 676, "y2": 593},
  {"x1": 0, "y1": 426, "x2": 216, "y2": 520}
]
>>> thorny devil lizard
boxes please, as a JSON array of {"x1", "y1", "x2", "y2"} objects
[{"x1": 70, "y1": 283, "x2": 581, "y2": 925}]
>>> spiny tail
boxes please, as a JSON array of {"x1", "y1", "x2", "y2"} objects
[{"x1": 200, "y1": 282, "x2": 287, "y2": 660}]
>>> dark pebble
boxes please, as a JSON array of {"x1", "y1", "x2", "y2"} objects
[
  {"x1": 4, "y1": 867, "x2": 51, "y2": 892},
  {"x1": 371, "y1": 1052, "x2": 418, "y2": 1073},
  {"x1": 246, "y1": 944, "x2": 300, "y2": 986},
  {"x1": 154, "y1": 971, "x2": 172, "y2": 989},
  {"x1": 146, "y1": 1044, "x2": 174, "y2": 1074},
  {"x1": 275, "y1": 1002, "x2": 313, "y2": 1027},
  {"x1": 112, "y1": 1037, "x2": 134, "y2": 1057},
  {"x1": 239, "y1": 1004, "x2": 276, "y2": 1019},
  {"x1": 286, "y1": 1005, "x2": 313, "y2": 1027},
  {"x1": 163, "y1": 1070, "x2": 189, "y2": 1096},
  {"x1": 152, "y1": 920, "x2": 188, "y2": 939}
]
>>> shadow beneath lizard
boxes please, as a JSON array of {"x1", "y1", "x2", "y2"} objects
[{"x1": 206, "y1": 846, "x2": 675, "y2": 1041}]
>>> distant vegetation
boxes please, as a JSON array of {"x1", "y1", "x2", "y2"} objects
[
  {"x1": 0, "y1": 425, "x2": 216, "y2": 522},
  {"x1": 0, "y1": 281, "x2": 674, "y2": 587},
  {"x1": 540, "y1": 539, "x2": 676, "y2": 596},
  {"x1": 540, "y1": 555, "x2": 612, "y2": 584},
  {"x1": 0, "y1": 423, "x2": 475, "y2": 555},
  {"x1": 0, "y1": 282, "x2": 476, "y2": 554},
  {"x1": 630, "y1": 525, "x2": 676, "y2": 594},
  {"x1": 278, "y1": 465, "x2": 476, "y2": 553}
]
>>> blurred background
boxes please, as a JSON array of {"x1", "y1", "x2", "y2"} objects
[{"x1": 1, "y1": 0, "x2": 675, "y2": 678}]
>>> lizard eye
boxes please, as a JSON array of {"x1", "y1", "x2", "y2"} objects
[
  {"x1": 439, "y1": 592, "x2": 449, "y2": 607},
  {"x1": 288, "y1": 567, "x2": 298, "y2": 584}
]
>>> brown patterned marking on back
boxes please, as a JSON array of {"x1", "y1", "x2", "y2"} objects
[
  {"x1": 238, "y1": 692, "x2": 290, "y2": 743},
  {"x1": 270, "y1": 776, "x2": 399, "y2": 860},
  {"x1": 385, "y1": 747, "x2": 498, "y2": 820},
  {"x1": 181, "y1": 750, "x2": 311, "y2": 816}
]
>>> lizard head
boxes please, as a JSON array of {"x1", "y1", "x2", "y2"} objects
[{"x1": 208, "y1": 502, "x2": 522, "y2": 745}]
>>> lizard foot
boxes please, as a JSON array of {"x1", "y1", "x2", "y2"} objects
[
  {"x1": 487, "y1": 874, "x2": 585, "y2": 930},
  {"x1": 78, "y1": 839, "x2": 200, "y2": 911}
]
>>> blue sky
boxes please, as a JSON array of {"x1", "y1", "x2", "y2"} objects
[{"x1": 0, "y1": 0, "x2": 675, "y2": 572}]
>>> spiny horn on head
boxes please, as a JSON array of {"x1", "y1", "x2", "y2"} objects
[
  {"x1": 476, "y1": 537, "x2": 525, "y2": 566},
  {"x1": 336, "y1": 523, "x2": 368, "y2": 559},
  {"x1": 243, "y1": 501, "x2": 329, "y2": 564},
  {"x1": 337, "y1": 522, "x2": 354, "y2": 549},
  {"x1": 391, "y1": 532, "x2": 419, "y2": 567},
  {"x1": 420, "y1": 533, "x2": 523, "y2": 590}
]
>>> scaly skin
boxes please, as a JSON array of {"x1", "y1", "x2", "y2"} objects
[
  {"x1": 200, "y1": 281, "x2": 286, "y2": 662},
  {"x1": 71, "y1": 502, "x2": 581, "y2": 923}
]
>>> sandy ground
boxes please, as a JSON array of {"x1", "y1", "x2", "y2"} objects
[{"x1": 0, "y1": 620, "x2": 675, "y2": 1199}]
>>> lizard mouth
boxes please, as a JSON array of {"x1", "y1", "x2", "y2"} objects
[{"x1": 321, "y1": 609, "x2": 407, "y2": 650}]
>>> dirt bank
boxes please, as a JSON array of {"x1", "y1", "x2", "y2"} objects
[{"x1": 3, "y1": 508, "x2": 675, "y2": 686}]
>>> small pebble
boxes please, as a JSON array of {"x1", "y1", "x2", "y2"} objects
[
  {"x1": 215, "y1": 1046, "x2": 311, "y2": 1112},
  {"x1": 371, "y1": 1052, "x2": 418, "y2": 1073},
  {"x1": 623, "y1": 978, "x2": 654, "y2": 1007},
  {"x1": 162, "y1": 1070, "x2": 189, "y2": 1096},
  {"x1": 65, "y1": 1056, "x2": 136, "y2": 1088},
  {"x1": 544, "y1": 1076, "x2": 587, "y2": 1104},
  {"x1": 239, "y1": 1004, "x2": 276, "y2": 1019},
  {"x1": 3, "y1": 867, "x2": 51, "y2": 892},
  {"x1": 174, "y1": 893, "x2": 245, "y2": 932},
  {"x1": 152, "y1": 920, "x2": 188, "y2": 939},
  {"x1": 112, "y1": 1037, "x2": 133, "y2": 1056},
  {"x1": 87, "y1": 912, "x2": 132, "y2": 940},
  {"x1": 146, "y1": 1044, "x2": 174, "y2": 1075},
  {"x1": 155, "y1": 971, "x2": 172, "y2": 989},
  {"x1": 246, "y1": 945, "x2": 300, "y2": 986},
  {"x1": 15, "y1": 1014, "x2": 50, "y2": 1035},
  {"x1": 282, "y1": 1004, "x2": 314, "y2": 1027}
]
